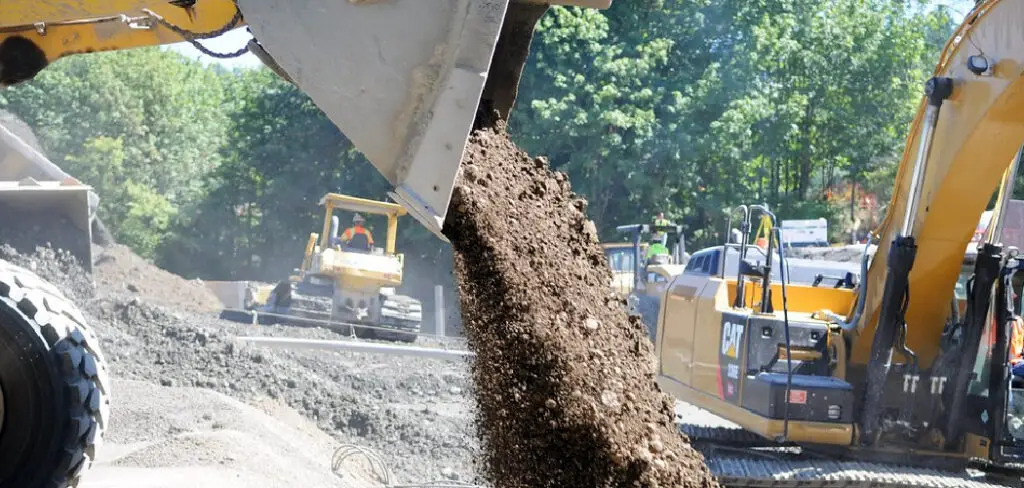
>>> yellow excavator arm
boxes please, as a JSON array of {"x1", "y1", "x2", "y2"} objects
[
  {"x1": 854, "y1": 0, "x2": 1024, "y2": 366},
  {"x1": 0, "y1": 0, "x2": 613, "y2": 239},
  {"x1": 845, "y1": 0, "x2": 1024, "y2": 447}
]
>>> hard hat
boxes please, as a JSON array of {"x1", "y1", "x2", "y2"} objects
[{"x1": 353, "y1": 213, "x2": 365, "y2": 224}]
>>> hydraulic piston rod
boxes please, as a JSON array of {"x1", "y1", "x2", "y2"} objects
[{"x1": 859, "y1": 76, "x2": 953, "y2": 445}]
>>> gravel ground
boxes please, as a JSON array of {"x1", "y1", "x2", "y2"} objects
[
  {"x1": 0, "y1": 243, "x2": 480, "y2": 484},
  {"x1": 84, "y1": 379, "x2": 378, "y2": 488}
]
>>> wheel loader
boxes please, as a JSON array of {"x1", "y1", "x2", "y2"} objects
[
  {"x1": 252, "y1": 193, "x2": 423, "y2": 343},
  {"x1": 648, "y1": 2, "x2": 1024, "y2": 486},
  {"x1": 0, "y1": 1, "x2": 614, "y2": 487}
]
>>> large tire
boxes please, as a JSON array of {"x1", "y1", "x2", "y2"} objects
[{"x1": 0, "y1": 259, "x2": 110, "y2": 488}]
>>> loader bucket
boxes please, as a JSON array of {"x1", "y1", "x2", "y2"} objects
[
  {"x1": 0, "y1": 122, "x2": 97, "y2": 271},
  {"x1": 235, "y1": 0, "x2": 612, "y2": 239},
  {"x1": 0, "y1": 181, "x2": 94, "y2": 272}
]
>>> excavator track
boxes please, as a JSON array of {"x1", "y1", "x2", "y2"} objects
[{"x1": 679, "y1": 424, "x2": 1021, "y2": 488}]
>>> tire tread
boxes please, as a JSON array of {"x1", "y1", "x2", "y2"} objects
[{"x1": 0, "y1": 259, "x2": 109, "y2": 488}]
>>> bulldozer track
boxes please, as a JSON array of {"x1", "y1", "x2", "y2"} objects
[{"x1": 679, "y1": 424, "x2": 1021, "y2": 488}]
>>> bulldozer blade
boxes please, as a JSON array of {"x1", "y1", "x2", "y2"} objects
[{"x1": 235, "y1": 0, "x2": 612, "y2": 239}]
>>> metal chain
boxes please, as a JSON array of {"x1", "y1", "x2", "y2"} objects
[{"x1": 141, "y1": 6, "x2": 249, "y2": 59}]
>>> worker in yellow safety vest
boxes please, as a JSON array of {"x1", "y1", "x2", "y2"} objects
[
  {"x1": 340, "y1": 213, "x2": 375, "y2": 251},
  {"x1": 648, "y1": 212, "x2": 673, "y2": 259},
  {"x1": 651, "y1": 212, "x2": 671, "y2": 242}
]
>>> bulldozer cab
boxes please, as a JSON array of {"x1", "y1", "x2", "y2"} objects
[
  {"x1": 295, "y1": 192, "x2": 407, "y2": 290},
  {"x1": 318, "y1": 193, "x2": 404, "y2": 256}
]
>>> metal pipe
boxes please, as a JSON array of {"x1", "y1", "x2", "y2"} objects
[
  {"x1": 901, "y1": 77, "x2": 954, "y2": 237},
  {"x1": 238, "y1": 336, "x2": 475, "y2": 360},
  {"x1": 435, "y1": 285, "x2": 446, "y2": 337},
  {"x1": 821, "y1": 235, "x2": 877, "y2": 331}
]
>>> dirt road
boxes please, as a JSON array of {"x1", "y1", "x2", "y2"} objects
[{"x1": 82, "y1": 380, "x2": 381, "y2": 488}]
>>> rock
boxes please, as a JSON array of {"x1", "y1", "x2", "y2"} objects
[{"x1": 441, "y1": 467, "x2": 459, "y2": 481}]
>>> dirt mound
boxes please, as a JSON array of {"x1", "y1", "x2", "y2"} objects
[
  {"x1": 85, "y1": 291, "x2": 476, "y2": 482},
  {"x1": 93, "y1": 244, "x2": 223, "y2": 313},
  {"x1": 0, "y1": 243, "x2": 95, "y2": 300},
  {"x1": 443, "y1": 125, "x2": 716, "y2": 487},
  {"x1": 0, "y1": 209, "x2": 93, "y2": 268}
]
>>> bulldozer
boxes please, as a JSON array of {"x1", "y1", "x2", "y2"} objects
[
  {"x1": 647, "y1": 2, "x2": 1024, "y2": 486},
  {"x1": 0, "y1": 1, "x2": 615, "y2": 487},
  {"x1": 251, "y1": 193, "x2": 423, "y2": 343}
]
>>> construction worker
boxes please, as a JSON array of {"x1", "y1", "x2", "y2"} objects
[
  {"x1": 646, "y1": 212, "x2": 673, "y2": 261},
  {"x1": 341, "y1": 213, "x2": 375, "y2": 251},
  {"x1": 1010, "y1": 314, "x2": 1024, "y2": 379},
  {"x1": 651, "y1": 212, "x2": 671, "y2": 244}
]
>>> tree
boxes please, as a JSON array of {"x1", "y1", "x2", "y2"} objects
[
  {"x1": 511, "y1": 0, "x2": 955, "y2": 247},
  {"x1": 0, "y1": 47, "x2": 231, "y2": 257}
]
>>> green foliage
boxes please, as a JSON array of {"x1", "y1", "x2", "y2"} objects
[{"x1": 511, "y1": 0, "x2": 954, "y2": 248}]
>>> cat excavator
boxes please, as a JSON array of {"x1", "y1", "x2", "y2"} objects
[
  {"x1": 0, "y1": 1, "x2": 614, "y2": 487},
  {"x1": 652, "y1": 1, "x2": 1024, "y2": 486}
]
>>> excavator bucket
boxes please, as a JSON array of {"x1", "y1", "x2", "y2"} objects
[
  {"x1": 0, "y1": 122, "x2": 97, "y2": 272},
  {"x1": 236, "y1": 0, "x2": 613, "y2": 239}
]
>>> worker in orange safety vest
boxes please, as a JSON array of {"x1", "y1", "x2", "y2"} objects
[
  {"x1": 1010, "y1": 314, "x2": 1024, "y2": 378},
  {"x1": 340, "y1": 213, "x2": 375, "y2": 251}
]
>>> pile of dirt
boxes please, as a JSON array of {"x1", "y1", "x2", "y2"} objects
[
  {"x1": 92, "y1": 244, "x2": 223, "y2": 313},
  {"x1": 0, "y1": 211, "x2": 93, "y2": 269},
  {"x1": 443, "y1": 125, "x2": 717, "y2": 487},
  {"x1": 87, "y1": 293, "x2": 477, "y2": 482}
]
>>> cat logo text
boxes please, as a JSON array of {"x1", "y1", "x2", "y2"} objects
[{"x1": 721, "y1": 321, "x2": 744, "y2": 359}]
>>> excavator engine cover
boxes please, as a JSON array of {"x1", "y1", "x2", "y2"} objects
[{"x1": 236, "y1": 0, "x2": 612, "y2": 239}]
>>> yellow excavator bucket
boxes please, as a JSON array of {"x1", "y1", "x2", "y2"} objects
[{"x1": 236, "y1": 0, "x2": 613, "y2": 238}]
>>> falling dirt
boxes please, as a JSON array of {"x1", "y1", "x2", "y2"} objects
[{"x1": 443, "y1": 123, "x2": 717, "y2": 488}]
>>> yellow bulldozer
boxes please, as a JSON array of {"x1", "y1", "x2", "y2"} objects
[
  {"x1": 0, "y1": 2, "x2": 616, "y2": 487},
  {"x1": 249, "y1": 193, "x2": 423, "y2": 343}
]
